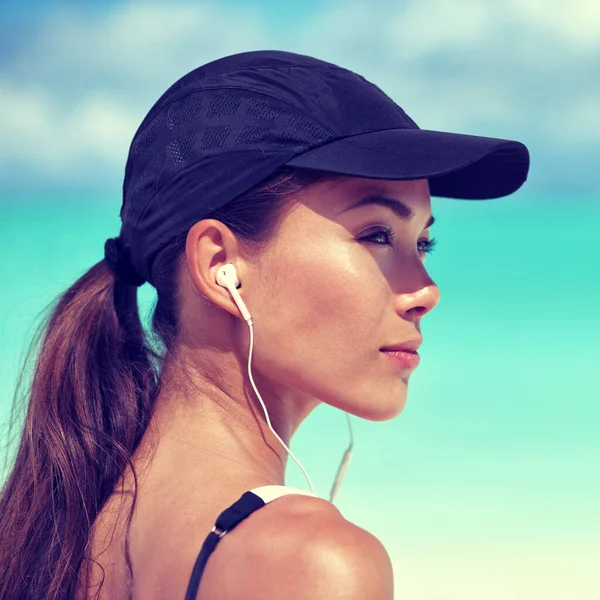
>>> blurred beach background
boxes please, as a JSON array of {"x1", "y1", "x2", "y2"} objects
[{"x1": 0, "y1": 1, "x2": 598, "y2": 598}]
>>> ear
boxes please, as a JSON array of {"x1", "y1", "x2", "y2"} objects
[{"x1": 185, "y1": 219, "x2": 248, "y2": 320}]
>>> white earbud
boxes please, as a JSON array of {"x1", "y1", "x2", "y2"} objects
[{"x1": 216, "y1": 264, "x2": 252, "y2": 323}]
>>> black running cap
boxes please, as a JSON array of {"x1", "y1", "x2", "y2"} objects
[{"x1": 117, "y1": 50, "x2": 530, "y2": 287}]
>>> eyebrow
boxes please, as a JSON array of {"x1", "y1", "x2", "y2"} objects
[{"x1": 342, "y1": 195, "x2": 436, "y2": 229}]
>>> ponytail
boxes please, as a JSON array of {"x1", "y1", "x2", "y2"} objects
[{"x1": 0, "y1": 262, "x2": 161, "y2": 600}]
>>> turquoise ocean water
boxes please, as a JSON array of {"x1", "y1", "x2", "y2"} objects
[{"x1": 1, "y1": 190, "x2": 598, "y2": 598}]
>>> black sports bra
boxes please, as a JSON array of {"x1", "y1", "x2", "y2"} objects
[{"x1": 183, "y1": 485, "x2": 317, "y2": 600}]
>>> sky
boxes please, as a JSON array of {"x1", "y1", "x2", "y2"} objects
[
  {"x1": 1, "y1": 0, "x2": 599, "y2": 195},
  {"x1": 0, "y1": 2, "x2": 599, "y2": 599}
]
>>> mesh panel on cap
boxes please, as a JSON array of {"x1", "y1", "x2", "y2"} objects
[
  {"x1": 167, "y1": 96, "x2": 204, "y2": 129},
  {"x1": 182, "y1": 95, "x2": 203, "y2": 122},
  {"x1": 134, "y1": 153, "x2": 162, "y2": 198},
  {"x1": 200, "y1": 125, "x2": 232, "y2": 149},
  {"x1": 207, "y1": 94, "x2": 243, "y2": 117},
  {"x1": 165, "y1": 131, "x2": 196, "y2": 167},
  {"x1": 287, "y1": 114, "x2": 328, "y2": 143},
  {"x1": 167, "y1": 102, "x2": 182, "y2": 130},
  {"x1": 133, "y1": 111, "x2": 166, "y2": 157},
  {"x1": 235, "y1": 125, "x2": 271, "y2": 144},
  {"x1": 246, "y1": 98, "x2": 283, "y2": 120}
]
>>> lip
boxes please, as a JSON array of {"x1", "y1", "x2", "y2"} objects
[
  {"x1": 380, "y1": 338, "x2": 422, "y2": 353},
  {"x1": 381, "y1": 349, "x2": 420, "y2": 370}
]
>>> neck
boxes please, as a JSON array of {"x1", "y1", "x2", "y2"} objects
[{"x1": 141, "y1": 344, "x2": 320, "y2": 490}]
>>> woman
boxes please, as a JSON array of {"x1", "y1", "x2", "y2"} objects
[{"x1": 0, "y1": 50, "x2": 529, "y2": 600}]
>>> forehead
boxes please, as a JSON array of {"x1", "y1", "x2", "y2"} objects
[{"x1": 297, "y1": 176, "x2": 432, "y2": 216}]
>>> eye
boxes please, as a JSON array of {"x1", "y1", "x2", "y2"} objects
[
  {"x1": 359, "y1": 226, "x2": 395, "y2": 246},
  {"x1": 360, "y1": 227, "x2": 437, "y2": 255},
  {"x1": 418, "y1": 237, "x2": 437, "y2": 255}
]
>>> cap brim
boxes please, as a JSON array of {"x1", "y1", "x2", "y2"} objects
[{"x1": 285, "y1": 128, "x2": 530, "y2": 200}]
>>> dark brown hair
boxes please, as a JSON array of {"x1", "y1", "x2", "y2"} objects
[{"x1": 0, "y1": 167, "x2": 335, "y2": 600}]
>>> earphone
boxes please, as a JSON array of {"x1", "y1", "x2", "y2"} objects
[{"x1": 216, "y1": 263, "x2": 353, "y2": 502}]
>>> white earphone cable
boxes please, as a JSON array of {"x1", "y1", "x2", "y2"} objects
[
  {"x1": 220, "y1": 264, "x2": 353, "y2": 501},
  {"x1": 245, "y1": 318, "x2": 316, "y2": 496},
  {"x1": 329, "y1": 413, "x2": 353, "y2": 502}
]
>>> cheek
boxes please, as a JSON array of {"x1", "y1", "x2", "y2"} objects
[{"x1": 253, "y1": 238, "x2": 388, "y2": 384}]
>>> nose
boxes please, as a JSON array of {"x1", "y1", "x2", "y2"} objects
[
  {"x1": 406, "y1": 281, "x2": 440, "y2": 318},
  {"x1": 394, "y1": 273, "x2": 440, "y2": 319}
]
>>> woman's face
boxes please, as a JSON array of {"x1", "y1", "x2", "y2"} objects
[{"x1": 248, "y1": 176, "x2": 440, "y2": 422}]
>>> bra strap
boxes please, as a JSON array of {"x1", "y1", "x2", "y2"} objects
[{"x1": 183, "y1": 491, "x2": 265, "y2": 600}]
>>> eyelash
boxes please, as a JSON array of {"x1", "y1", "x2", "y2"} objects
[{"x1": 360, "y1": 226, "x2": 437, "y2": 254}]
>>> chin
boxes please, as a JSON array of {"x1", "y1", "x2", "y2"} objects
[{"x1": 349, "y1": 392, "x2": 408, "y2": 422}]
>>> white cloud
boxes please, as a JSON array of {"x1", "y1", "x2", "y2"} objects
[
  {"x1": 0, "y1": 81, "x2": 139, "y2": 180},
  {"x1": 69, "y1": 92, "x2": 139, "y2": 163},
  {"x1": 18, "y1": 1, "x2": 271, "y2": 94},
  {"x1": 299, "y1": 0, "x2": 600, "y2": 64},
  {"x1": 506, "y1": 0, "x2": 600, "y2": 50},
  {"x1": 0, "y1": 81, "x2": 68, "y2": 175}
]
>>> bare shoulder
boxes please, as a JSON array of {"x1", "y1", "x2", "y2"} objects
[{"x1": 200, "y1": 494, "x2": 394, "y2": 600}]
